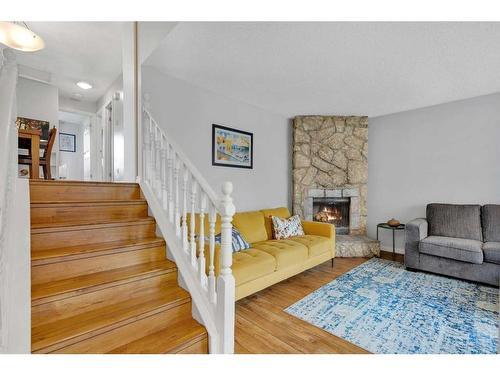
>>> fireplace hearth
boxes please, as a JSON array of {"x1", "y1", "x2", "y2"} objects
[{"x1": 313, "y1": 197, "x2": 350, "y2": 234}]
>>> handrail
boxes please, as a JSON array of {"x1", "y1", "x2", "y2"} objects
[
  {"x1": 0, "y1": 49, "x2": 19, "y2": 352},
  {"x1": 139, "y1": 96, "x2": 236, "y2": 354}
]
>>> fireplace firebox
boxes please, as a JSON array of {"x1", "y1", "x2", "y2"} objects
[{"x1": 313, "y1": 197, "x2": 350, "y2": 235}]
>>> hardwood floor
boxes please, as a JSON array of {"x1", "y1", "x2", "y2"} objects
[{"x1": 235, "y1": 254, "x2": 402, "y2": 354}]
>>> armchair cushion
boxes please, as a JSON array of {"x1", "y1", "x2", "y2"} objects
[
  {"x1": 419, "y1": 236, "x2": 483, "y2": 264},
  {"x1": 426, "y1": 204, "x2": 482, "y2": 241},
  {"x1": 483, "y1": 242, "x2": 500, "y2": 265},
  {"x1": 482, "y1": 205, "x2": 500, "y2": 242}
]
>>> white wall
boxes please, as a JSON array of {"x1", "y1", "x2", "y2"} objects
[
  {"x1": 58, "y1": 121, "x2": 84, "y2": 180},
  {"x1": 2, "y1": 179, "x2": 31, "y2": 353},
  {"x1": 368, "y1": 92, "x2": 500, "y2": 253},
  {"x1": 17, "y1": 77, "x2": 60, "y2": 178},
  {"x1": 97, "y1": 74, "x2": 123, "y2": 111},
  {"x1": 122, "y1": 23, "x2": 137, "y2": 182},
  {"x1": 59, "y1": 96, "x2": 97, "y2": 114},
  {"x1": 141, "y1": 66, "x2": 290, "y2": 211},
  {"x1": 17, "y1": 77, "x2": 59, "y2": 129}
]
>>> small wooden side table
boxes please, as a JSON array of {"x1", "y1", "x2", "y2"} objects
[
  {"x1": 18, "y1": 128, "x2": 41, "y2": 179},
  {"x1": 376, "y1": 223, "x2": 405, "y2": 259}
]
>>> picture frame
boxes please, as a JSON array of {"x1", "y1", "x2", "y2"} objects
[
  {"x1": 59, "y1": 133, "x2": 76, "y2": 152},
  {"x1": 212, "y1": 124, "x2": 253, "y2": 169},
  {"x1": 16, "y1": 117, "x2": 50, "y2": 141}
]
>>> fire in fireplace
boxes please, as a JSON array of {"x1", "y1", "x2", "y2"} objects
[{"x1": 313, "y1": 197, "x2": 350, "y2": 234}]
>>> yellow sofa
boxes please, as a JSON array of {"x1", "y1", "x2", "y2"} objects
[{"x1": 203, "y1": 207, "x2": 336, "y2": 300}]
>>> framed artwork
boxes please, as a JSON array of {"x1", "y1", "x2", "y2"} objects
[
  {"x1": 212, "y1": 124, "x2": 253, "y2": 169},
  {"x1": 59, "y1": 133, "x2": 76, "y2": 152},
  {"x1": 16, "y1": 117, "x2": 50, "y2": 141}
]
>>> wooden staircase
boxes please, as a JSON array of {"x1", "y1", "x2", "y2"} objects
[{"x1": 30, "y1": 180, "x2": 208, "y2": 354}]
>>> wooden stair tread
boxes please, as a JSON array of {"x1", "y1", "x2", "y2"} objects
[
  {"x1": 31, "y1": 217, "x2": 155, "y2": 232},
  {"x1": 31, "y1": 199, "x2": 147, "y2": 206},
  {"x1": 32, "y1": 283, "x2": 190, "y2": 353},
  {"x1": 32, "y1": 237, "x2": 165, "y2": 265},
  {"x1": 108, "y1": 318, "x2": 207, "y2": 354},
  {"x1": 29, "y1": 180, "x2": 139, "y2": 187},
  {"x1": 32, "y1": 260, "x2": 176, "y2": 305}
]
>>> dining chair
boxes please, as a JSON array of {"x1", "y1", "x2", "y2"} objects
[{"x1": 19, "y1": 127, "x2": 57, "y2": 179}]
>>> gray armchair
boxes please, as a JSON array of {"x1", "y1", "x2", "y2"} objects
[{"x1": 404, "y1": 204, "x2": 500, "y2": 286}]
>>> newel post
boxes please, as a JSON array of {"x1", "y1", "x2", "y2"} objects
[{"x1": 216, "y1": 181, "x2": 236, "y2": 354}]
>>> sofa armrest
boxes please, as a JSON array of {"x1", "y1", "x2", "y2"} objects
[
  {"x1": 302, "y1": 220, "x2": 335, "y2": 239},
  {"x1": 405, "y1": 218, "x2": 428, "y2": 268},
  {"x1": 302, "y1": 220, "x2": 336, "y2": 257}
]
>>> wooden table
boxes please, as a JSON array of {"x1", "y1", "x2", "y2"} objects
[{"x1": 18, "y1": 128, "x2": 41, "y2": 179}]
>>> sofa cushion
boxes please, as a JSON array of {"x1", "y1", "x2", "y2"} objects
[
  {"x1": 232, "y1": 249, "x2": 277, "y2": 286},
  {"x1": 287, "y1": 235, "x2": 332, "y2": 258},
  {"x1": 483, "y1": 242, "x2": 500, "y2": 265},
  {"x1": 233, "y1": 210, "x2": 268, "y2": 244},
  {"x1": 419, "y1": 236, "x2": 483, "y2": 264},
  {"x1": 482, "y1": 205, "x2": 500, "y2": 242},
  {"x1": 261, "y1": 207, "x2": 291, "y2": 240},
  {"x1": 252, "y1": 239, "x2": 308, "y2": 270},
  {"x1": 426, "y1": 204, "x2": 482, "y2": 241}
]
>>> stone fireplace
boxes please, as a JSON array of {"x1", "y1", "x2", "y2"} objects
[
  {"x1": 304, "y1": 187, "x2": 360, "y2": 235},
  {"x1": 292, "y1": 115, "x2": 379, "y2": 257}
]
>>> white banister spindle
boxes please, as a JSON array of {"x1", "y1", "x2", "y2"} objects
[
  {"x1": 198, "y1": 193, "x2": 208, "y2": 288},
  {"x1": 208, "y1": 204, "x2": 217, "y2": 304},
  {"x1": 216, "y1": 182, "x2": 236, "y2": 354},
  {"x1": 149, "y1": 117, "x2": 155, "y2": 186},
  {"x1": 167, "y1": 145, "x2": 174, "y2": 223},
  {"x1": 181, "y1": 166, "x2": 189, "y2": 252},
  {"x1": 142, "y1": 112, "x2": 150, "y2": 183},
  {"x1": 155, "y1": 126, "x2": 162, "y2": 195},
  {"x1": 161, "y1": 135, "x2": 168, "y2": 210},
  {"x1": 174, "y1": 156, "x2": 181, "y2": 238},
  {"x1": 190, "y1": 178, "x2": 198, "y2": 268}
]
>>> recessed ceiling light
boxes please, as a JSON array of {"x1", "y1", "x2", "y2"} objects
[{"x1": 76, "y1": 81, "x2": 92, "y2": 90}]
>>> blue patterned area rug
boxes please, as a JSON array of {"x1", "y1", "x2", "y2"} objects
[{"x1": 285, "y1": 258, "x2": 499, "y2": 354}]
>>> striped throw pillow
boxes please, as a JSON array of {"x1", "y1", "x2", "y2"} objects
[{"x1": 214, "y1": 227, "x2": 251, "y2": 253}]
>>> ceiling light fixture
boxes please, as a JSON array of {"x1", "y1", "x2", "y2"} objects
[
  {"x1": 0, "y1": 21, "x2": 45, "y2": 52},
  {"x1": 76, "y1": 81, "x2": 92, "y2": 90}
]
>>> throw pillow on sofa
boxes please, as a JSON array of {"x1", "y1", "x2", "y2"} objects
[
  {"x1": 214, "y1": 227, "x2": 251, "y2": 253},
  {"x1": 271, "y1": 215, "x2": 304, "y2": 240}
]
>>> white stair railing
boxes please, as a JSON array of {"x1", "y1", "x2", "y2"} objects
[{"x1": 139, "y1": 96, "x2": 236, "y2": 354}]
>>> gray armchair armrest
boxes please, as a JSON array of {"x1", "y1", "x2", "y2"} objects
[{"x1": 405, "y1": 218, "x2": 428, "y2": 268}]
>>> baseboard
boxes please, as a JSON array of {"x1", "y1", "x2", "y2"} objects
[{"x1": 380, "y1": 245, "x2": 405, "y2": 255}]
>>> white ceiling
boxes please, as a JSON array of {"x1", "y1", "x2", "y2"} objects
[
  {"x1": 145, "y1": 22, "x2": 500, "y2": 118},
  {"x1": 10, "y1": 22, "x2": 123, "y2": 103}
]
